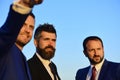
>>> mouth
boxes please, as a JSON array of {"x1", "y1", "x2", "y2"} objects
[
  {"x1": 45, "y1": 48, "x2": 53, "y2": 51},
  {"x1": 94, "y1": 56, "x2": 101, "y2": 61}
]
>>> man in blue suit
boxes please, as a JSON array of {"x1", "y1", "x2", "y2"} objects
[
  {"x1": 76, "y1": 36, "x2": 120, "y2": 80},
  {"x1": 0, "y1": 0, "x2": 43, "y2": 80}
]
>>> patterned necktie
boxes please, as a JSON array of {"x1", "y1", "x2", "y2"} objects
[
  {"x1": 90, "y1": 66, "x2": 96, "y2": 80},
  {"x1": 49, "y1": 63, "x2": 57, "y2": 80}
]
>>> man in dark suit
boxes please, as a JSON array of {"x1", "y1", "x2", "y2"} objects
[
  {"x1": 28, "y1": 23, "x2": 61, "y2": 80},
  {"x1": 76, "y1": 36, "x2": 120, "y2": 80},
  {"x1": 0, "y1": 0, "x2": 42, "y2": 80}
]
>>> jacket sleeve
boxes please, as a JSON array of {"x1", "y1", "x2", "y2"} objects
[{"x1": 0, "y1": 4, "x2": 29, "y2": 55}]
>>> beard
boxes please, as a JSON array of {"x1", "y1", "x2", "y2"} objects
[
  {"x1": 36, "y1": 45, "x2": 56, "y2": 60},
  {"x1": 16, "y1": 34, "x2": 31, "y2": 48},
  {"x1": 15, "y1": 39, "x2": 29, "y2": 48},
  {"x1": 89, "y1": 55, "x2": 104, "y2": 65}
]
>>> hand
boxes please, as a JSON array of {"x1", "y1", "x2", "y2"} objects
[{"x1": 19, "y1": 0, "x2": 43, "y2": 8}]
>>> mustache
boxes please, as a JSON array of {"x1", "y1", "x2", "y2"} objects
[
  {"x1": 44, "y1": 45, "x2": 55, "y2": 50},
  {"x1": 94, "y1": 55, "x2": 100, "y2": 57}
]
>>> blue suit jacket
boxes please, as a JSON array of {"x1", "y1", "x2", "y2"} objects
[
  {"x1": 0, "y1": 5, "x2": 31, "y2": 80},
  {"x1": 76, "y1": 59, "x2": 120, "y2": 80}
]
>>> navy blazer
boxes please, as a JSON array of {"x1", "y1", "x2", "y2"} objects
[
  {"x1": 0, "y1": 5, "x2": 31, "y2": 80},
  {"x1": 27, "y1": 54, "x2": 61, "y2": 80},
  {"x1": 76, "y1": 59, "x2": 120, "y2": 80}
]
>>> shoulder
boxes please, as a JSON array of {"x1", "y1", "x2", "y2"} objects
[
  {"x1": 27, "y1": 54, "x2": 38, "y2": 65},
  {"x1": 51, "y1": 61, "x2": 57, "y2": 68},
  {"x1": 105, "y1": 60, "x2": 120, "y2": 66},
  {"x1": 76, "y1": 66, "x2": 90, "y2": 75},
  {"x1": 76, "y1": 66, "x2": 90, "y2": 80},
  {"x1": 104, "y1": 60, "x2": 120, "y2": 71}
]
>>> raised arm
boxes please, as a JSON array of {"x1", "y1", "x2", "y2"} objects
[{"x1": 0, "y1": 0, "x2": 43, "y2": 54}]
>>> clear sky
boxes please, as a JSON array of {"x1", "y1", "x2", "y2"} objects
[{"x1": 0, "y1": 0, "x2": 120, "y2": 80}]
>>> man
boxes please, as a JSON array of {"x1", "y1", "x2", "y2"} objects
[
  {"x1": 75, "y1": 36, "x2": 120, "y2": 80},
  {"x1": 0, "y1": 0, "x2": 43, "y2": 80},
  {"x1": 28, "y1": 23, "x2": 61, "y2": 80}
]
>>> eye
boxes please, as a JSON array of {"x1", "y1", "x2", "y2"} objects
[
  {"x1": 29, "y1": 25, "x2": 34, "y2": 30},
  {"x1": 52, "y1": 39, "x2": 56, "y2": 42},
  {"x1": 88, "y1": 49, "x2": 94, "y2": 52},
  {"x1": 43, "y1": 38, "x2": 49, "y2": 41},
  {"x1": 97, "y1": 48, "x2": 101, "y2": 50}
]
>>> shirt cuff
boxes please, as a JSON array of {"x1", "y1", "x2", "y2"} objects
[{"x1": 12, "y1": 1, "x2": 32, "y2": 14}]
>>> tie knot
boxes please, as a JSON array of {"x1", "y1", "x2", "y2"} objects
[{"x1": 92, "y1": 66, "x2": 96, "y2": 72}]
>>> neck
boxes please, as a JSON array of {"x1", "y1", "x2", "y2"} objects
[{"x1": 15, "y1": 43, "x2": 23, "y2": 50}]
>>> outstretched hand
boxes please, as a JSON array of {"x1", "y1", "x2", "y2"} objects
[{"x1": 19, "y1": 0, "x2": 43, "y2": 7}]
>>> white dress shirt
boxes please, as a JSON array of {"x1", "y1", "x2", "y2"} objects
[
  {"x1": 36, "y1": 52, "x2": 58, "y2": 80},
  {"x1": 86, "y1": 59, "x2": 104, "y2": 80}
]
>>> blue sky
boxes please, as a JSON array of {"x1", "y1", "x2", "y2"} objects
[{"x1": 0, "y1": 0, "x2": 120, "y2": 80}]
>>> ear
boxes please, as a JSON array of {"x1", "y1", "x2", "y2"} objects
[
  {"x1": 34, "y1": 39, "x2": 38, "y2": 47},
  {"x1": 83, "y1": 50, "x2": 88, "y2": 57}
]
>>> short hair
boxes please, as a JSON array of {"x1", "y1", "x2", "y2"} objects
[
  {"x1": 83, "y1": 36, "x2": 104, "y2": 51},
  {"x1": 34, "y1": 23, "x2": 57, "y2": 40},
  {"x1": 29, "y1": 12, "x2": 35, "y2": 19}
]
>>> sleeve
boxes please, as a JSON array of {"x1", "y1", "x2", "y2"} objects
[
  {"x1": 12, "y1": 1, "x2": 32, "y2": 14},
  {"x1": 0, "y1": 4, "x2": 29, "y2": 55}
]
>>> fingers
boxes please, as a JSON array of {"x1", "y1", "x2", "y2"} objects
[
  {"x1": 19, "y1": 0, "x2": 43, "y2": 8},
  {"x1": 34, "y1": 0, "x2": 43, "y2": 4}
]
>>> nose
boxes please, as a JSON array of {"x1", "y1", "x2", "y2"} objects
[
  {"x1": 49, "y1": 40, "x2": 55, "y2": 46},
  {"x1": 25, "y1": 25, "x2": 31, "y2": 33},
  {"x1": 48, "y1": 40, "x2": 53, "y2": 45},
  {"x1": 94, "y1": 50, "x2": 97, "y2": 55}
]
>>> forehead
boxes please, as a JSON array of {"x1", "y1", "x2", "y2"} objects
[
  {"x1": 40, "y1": 31, "x2": 56, "y2": 38},
  {"x1": 25, "y1": 15, "x2": 35, "y2": 23},
  {"x1": 86, "y1": 40, "x2": 102, "y2": 48}
]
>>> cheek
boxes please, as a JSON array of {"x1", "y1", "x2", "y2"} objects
[
  {"x1": 101, "y1": 51, "x2": 104, "y2": 56},
  {"x1": 98, "y1": 50, "x2": 104, "y2": 55},
  {"x1": 88, "y1": 52, "x2": 94, "y2": 58},
  {"x1": 39, "y1": 41, "x2": 47, "y2": 49},
  {"x1": 53, "y1": 44, "x2": 56, "y2": 48}
]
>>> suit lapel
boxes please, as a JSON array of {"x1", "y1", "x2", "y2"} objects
[
  {"x1": 33, "y1": 54, "x2": 52, "y2": 80},
  {"x1": 98, "y1": 60, "x2": 108, "y2": 80},
  {"x1": 78, "y1": 66, "x2": 90, "y2": 80},
  {"x1": 51, "y1": 62, "x2": 61, "y2": 80},
  {"x1": 84, "y1": 66, "x2": 91, "y2": 80}
]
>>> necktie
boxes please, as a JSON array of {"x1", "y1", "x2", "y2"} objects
[
  {"x1": 49, "y1": 63, "x2": 57, "y2": 80},
  {"x1": 90, "y1": 66, "x2": 96, "y2": 80}
]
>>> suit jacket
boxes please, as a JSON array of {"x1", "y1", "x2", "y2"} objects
[
  {"x1": 76, "y1": 59, "x2": 120, "y2": 80},
  {"x1": 0, "y1": 5, "x2": 31, "y2": 80},
  {"x1": 28, "y1": 54, "x2": 61, "y2": 80}
]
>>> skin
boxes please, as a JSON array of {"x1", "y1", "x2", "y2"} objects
[
  {"x1": 84, "y1": 40, "x2": 104, "y2": 65},
  {"x1": 34, "y1": 31, "x2": 56, "y2": 60},
  {"x1": 19, "y1": 0, "x2": 43, "y2": 8},
  {"x1": 15, "y1": 15, "x2": 35, "y2": 50}
]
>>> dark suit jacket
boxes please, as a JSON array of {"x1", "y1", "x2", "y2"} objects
[
  {"x1": 0, "y1": 5, "x2": 31, "y2": 80},
  {"x1": 28, "y1": 54, "x2": 61, "y2": 80},
  {"x1": 76, "y1": 59, "x2": 120, "y2": 80}
]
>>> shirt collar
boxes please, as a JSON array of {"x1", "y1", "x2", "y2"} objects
[
  {"x1": 91, "y1": 59, "x2": 105, "y2": 71},
  {"x1": 36, "y1": 52, "x2": 51, "y2": 66}
]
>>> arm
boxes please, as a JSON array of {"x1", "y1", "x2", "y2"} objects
[
  {"x1": 0, "y1": 5, "x2": 29, "y2": 54},
  {"x1": 0, "y1": 0, "x2": 43, "y2": 54}
]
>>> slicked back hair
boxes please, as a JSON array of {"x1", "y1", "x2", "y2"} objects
[
  {"x1": 29, "y1": 12, "x2": 35, "y2": 19},
  {"x1": 83, "y1": 36, "x2": 104, "y2": 51},
  {"x1": 34, "y1": 23, "x2": 57, "y2": 40}
]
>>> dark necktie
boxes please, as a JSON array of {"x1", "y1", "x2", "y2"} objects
[
  {"x1": 49, "y1": 63, "x2": 57, "y2": 80},
  {"x1": 90, "y1": 66, "x2": 96, "y2": 80}
]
